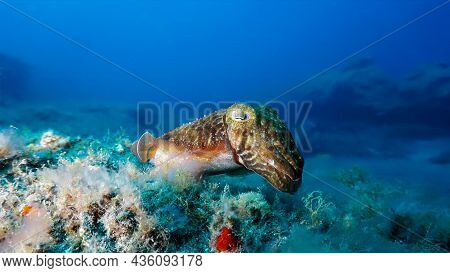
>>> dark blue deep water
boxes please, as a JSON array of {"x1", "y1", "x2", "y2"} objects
[{"x1": 0, "y1": 0, "x2": 449, "y2": 253}]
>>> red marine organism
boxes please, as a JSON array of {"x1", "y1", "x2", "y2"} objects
[{"x1": 216, "y1": 227, "x2": 239, "y2": 252}]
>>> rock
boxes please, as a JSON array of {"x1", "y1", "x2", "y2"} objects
[{"x1": 38, "y1": 131, "x2": 70, "y2": 151}]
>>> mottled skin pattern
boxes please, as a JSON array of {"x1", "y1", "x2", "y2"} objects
[
  {"x1": 161, "y1": 109, "x2": 228, "y2": 151},
  {"x1": 132, "y1": 103, "x2": 304, "y2": 193},
  {"x1": 224, "y1": 104, "x2": 303, "y2": 192}
]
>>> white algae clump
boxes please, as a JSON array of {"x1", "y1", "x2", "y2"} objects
[
  {"x1": 0, "y1": 130, "x2": 21, "y2": 160},
  {"x1": 0, "y1": 203, "x2": 52, "y2": 252},
  {"x1": 26, "y1": 159, "x2": 167, "y2": 252},
  {"x1": 37, "y1": 131, "x2": 71, "y2": 151}
]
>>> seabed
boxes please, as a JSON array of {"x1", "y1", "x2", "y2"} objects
[{"x1": 0, "y1": 128, "x2": 449, "y2": 253}]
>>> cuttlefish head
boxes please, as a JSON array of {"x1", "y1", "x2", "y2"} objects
[{"x1": 224, "y1": 103, "x2": 304, "y2": 193}]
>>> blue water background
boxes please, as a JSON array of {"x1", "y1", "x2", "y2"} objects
[{"x1": 1, "y1": 0, "x2": 450, "y2": 227}]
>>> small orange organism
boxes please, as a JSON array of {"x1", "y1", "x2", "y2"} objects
[{"x1": 21, "y1": 205, "x2": 34, "y2": 216}]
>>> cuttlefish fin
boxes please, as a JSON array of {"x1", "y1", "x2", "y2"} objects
[{"x1": 131, "y1": 132, "x2": 157, "y2": 163}]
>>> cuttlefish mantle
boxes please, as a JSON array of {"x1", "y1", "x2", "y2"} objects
[{"x1": 131, "y1": 103, "x2": 304, "y2": 193}]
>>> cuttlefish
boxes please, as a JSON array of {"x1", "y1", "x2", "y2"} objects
[{"x1": 131, "y1": 103, "x2": 304, "y2": 193}]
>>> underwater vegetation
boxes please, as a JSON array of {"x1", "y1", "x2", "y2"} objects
[{"x1": 0, "y1": 129, "x2": 449, "y2": 253}]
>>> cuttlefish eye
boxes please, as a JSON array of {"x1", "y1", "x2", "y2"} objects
[{"x1": 231, "y1": 108, "x2": 249, "y2": 121}]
